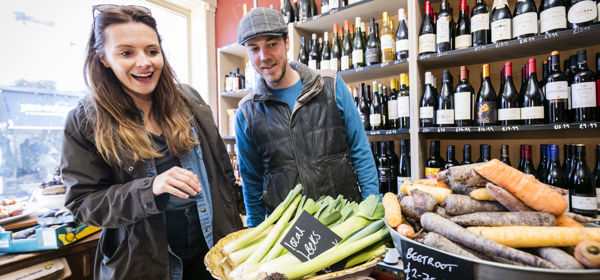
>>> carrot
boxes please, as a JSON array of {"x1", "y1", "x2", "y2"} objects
[
  {"x1": 383, "y1": 192, "x2": 403, "y2": 227},
  {"x1": 564, "y1": 211, "x2": 600, "y2": 223},
  {"x1": 420, "y1": 213, "x2": 557, "y2": 268},
  {"x1": 466, "y1": 226, "x2": 600, "y2": 248},
  {"x1": 469, "y1": 188, "x2": 496, "y2": 201},
  {"x1": 555, "y1": 213, "x2": 584, "y2": 228},
  {"x1": 400, "y1": 196, "x2": 426, "y2": 220},
  {"x1": 574, "y1": 240, "x2": 600, "y2": 268},
  {"x1": 535, "y1": 247, "x2": 584, "y2": 269},
  {"x1": 410, "y1": 189, "x2": 438, "y2": 212},
  {"x1": 413, "y1": 179, "x2": 451, "y2": 189},
  {"x1": 438, "y1": 163, "x2": 488, "y2": 188},
  {"x1": 396, "y1": 224, "x2": 417, "y2": 239},
  {"x1": 442, "y1": 194, "x2": 506, "y2": 216},
  {"x1": 403, "y1": 184, "x2": 452, "y2": 203},
  {"x1": 423, "y1": 232, "x2": 480, "y2": 260},
  {"x1": 474, "y1": 159, "x2": 568, "y2": 215},
  {"x1": 485, "y1": 183, "x2": 533, "y2": 212},
  {"x1": 450, "y1": 212, "x2": 556, "y2": 227}
]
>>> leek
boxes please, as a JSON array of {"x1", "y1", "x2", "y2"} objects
[
  {"x1": 344, "y1": 242, "x2": 387, "y2": 269},
  {"x1": 222, "y1": 184, "x2": 302, "y2": 256}
]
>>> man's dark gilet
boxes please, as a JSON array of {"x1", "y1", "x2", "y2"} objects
[{"x1": 240, "y1": 72, "x2": 361, "y2": 211}]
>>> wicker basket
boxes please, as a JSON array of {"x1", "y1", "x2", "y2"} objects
[{"x1": 205, "y1": 229, "x2": 381, "y2": 280}]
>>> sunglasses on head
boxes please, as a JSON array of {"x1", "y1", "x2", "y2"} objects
[{"x1": 92, "y1": 4, "x2": 152, "y2": 19}]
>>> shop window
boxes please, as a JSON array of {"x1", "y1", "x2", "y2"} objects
[{"x1": 0, "y1": 0, "x2": 189, "y2": 197}]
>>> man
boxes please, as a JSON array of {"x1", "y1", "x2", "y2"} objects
[{"x1": 235, "y1": 7, "x2": 378, "y2": 227}]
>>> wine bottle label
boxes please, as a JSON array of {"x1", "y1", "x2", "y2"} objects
[
  {"x1": 330, "y1": 58, "x2": 339, "y2": 71},
  {"x1": 491, "y1": 19, "x2": 511, "y2": 42},
  {"x1": 320, "y1": 60, "x2": 330, "y2": 71},
  {"x1": 568, "y1": 1, "x2": 597, "y2": 24},
  {"x1": 308, "y1": 59, "x2": 318, "y2": 70},
  {"x1": 424, "y1": 167, "x2": 441, "y2": 179},
  {"x1": 418, "y1": 34, "x2": 436, "y2": 54},
  {"x1": 455, "y1": 34, "x2": 472, "y2": 49},
  {"x1": 498, "y1": 107, "x2": 521, "y2": 120},
  {"x1": 381, "y1": 34, "x2": 395, "y2": 51},
  {"x1": 398, "y1": 96, "x2": 410, "y2": 117},
  {"x1": 540, "y1": 7, "x2": 567, "y2": 33},
  {"x1": 322, "y1": 4, "x2": 329, "y2": 13},
  {"x1": 436, "y1": 16, "x2": 450, "y2": 43},
  {"x1": 513, "y1": 12, "x2": 538, "y2": 37},
  {"x1": 563, "y1": 193, "x2": 570, "y2": 209},
  {"x1": 598, "y1": 3, "x2": 600, "y2": 21},
  {"x1": 370, "y1": 114, "x2": 382, "y2": 126},
  {"x1": 366, "y1": 48, "x2": 380, "y2": 65},
  {"x1": 330, "y1": 1, "x2": 339, "y2": 9},
  {"x1": 571, "y1": 195, "x2": 598, "y2": 210},
  {"x1": 341, "y1": 56, "x2": 350, "y2": 70},
  {"x1": 398, "y1": 176, "x2": 411, "y2": 188},
  {"x1": 476, "y1": 101, "x2": 498, "y2": 123},
  {"x1": 471, "y1": 13, "x2": 490, "y2": 32},
  {"x1": 388, "y1": 99, "x2": 399, "y2": 119},
  {"x1": 568, "y1": 85, "x2": 572, "y2": 109},
  {"x1": 545, "y1": 81, "x2": 569, "y2": 100},
  {"x1": 378, "y1": 167, "x2": 391, "y2": 182},
  {"x1": 454, "y1": 91, "x2": 472, "y2": 120},
  {"x1": 597, "y1": 188, "x2": 600, "y2": 208},
  {"x1": 420, "y1": 106, "x2": 434, "y2": 119},
  {"x1": 436, "y1": 109, "x2": 455, "y2": 124},
  {"x1": 396, "y1": 39, "x2": 409, "y2": 52},
  {"x1": 520, "y1": 106, "x2": 544, "y2": 119},
  {"x1": 352, "y1": 49, "x2": 364, "y2": 64},
  {"x1": 572, "y1": 82, "x2": 597, "y2": 108}
]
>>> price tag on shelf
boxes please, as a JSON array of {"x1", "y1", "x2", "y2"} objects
[
  {"x1": 455, "y1": 127, "x2": 471, "y2": 133},
  {"x1": 553, "y1": 124, "x2": 570, "y2": 130},
  {"x1": 401, "y1": 239, "x2": 474, "y2": 280}
]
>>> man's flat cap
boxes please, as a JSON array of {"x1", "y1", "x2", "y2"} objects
[{"x1": 237, "y1": 7, "x2": 287, "y2": 45}]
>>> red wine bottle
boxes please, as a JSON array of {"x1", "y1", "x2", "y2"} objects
[
  {"x1": 419, "y1": 1, "x2": 436, "y2": 54},
  {"x1": 491, "y1": 0, "x2": 512, "y2": 43},
  {"x1": 518, "y1": 144, "x2": 537, "y2": 175},
  {"x1": 499, "y1": 62, "x2": 521, "y2": 125},
  {"x1": 539, "y1": 0, "x2": 567, "y2": 34},
  {"x1": 570, "y1": 144, "x2": 598, "y2": 217},
  {"x1": 477, "y1": 144, "x2": 492, "y2": 162},
  {"x1": 437, "y1": 0, "x2": 454, "y2": 52},
  {"x1": 455, "y1": 66, "x2": 474, "y2": 126},
  {"x1": 521, "y1": 58, "x2": 545, "y2": 125},
  {"x1": 420, "y1": 72, "x2": 438, "y2": 127},
  {"x1": 572, "y1": 49, "x2": 597, "y2": 122},
  {"x1": 455, "y1": 0, "x2": 472, "y2": 50},
  {"x1": 545, "y1": 51, "x2": 569, "y2": 123},
  {"x1": 512, "y1": 0, "x2": 538, "y2": 39},
  {"x1": 567, "y1": 0, "x2": 598, "y2": 29},
  {"x1": 471, "y1": 0, "x2": 490, "y2": 47},
  {"x1": 425, "y1": 140, "x2": 444, "y2": 179},
  {"x1": 475, "y1": 64, "x2": 498, "y2": 126},
  {"x1": 461, "y1": 144, "x2": 473, "y2": 165},
  {"x1": 437, "y1": 70, "x2": 455, "y2": 127},
  {"x1": 500, "y1": 144, "x2": 512, "y2": 166},
  {"x1": 444, "y1": 145, "x2": 460, "y2": 169},
  {"x1": 545, "y1": 144, "x2": 568, "y2": 203}
]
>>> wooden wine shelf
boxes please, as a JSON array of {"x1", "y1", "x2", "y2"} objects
[
  {"x1": 220, "y1": 88, "x2": 252, "y2": 99},
  {"x1": 418, "y1": 24, "x2": 600, "y2": 70},
  {"x1": 419, "y1": 122, "x2": 600, "y2": 133},
  {"x1": 339, "y1": 59, "x2": 408, "y2": 83},
  {"x1": 293, "y1": 0, "x2": 407, "y2": 34},
  {"x1": 366, "y1": 128, "x2": 410, "y2": 136}
]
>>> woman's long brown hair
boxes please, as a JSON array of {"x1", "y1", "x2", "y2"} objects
[{"x1": 83, "y1": 7, "x2": 197, "y2": 165}]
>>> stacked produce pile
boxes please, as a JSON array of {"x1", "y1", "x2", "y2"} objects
[
  {"x1": 214, "y1": 185, "x2": 390, "y2": 280},
  {"x1": 385, "y1": 159, "x2": 600, "y2": 270}
]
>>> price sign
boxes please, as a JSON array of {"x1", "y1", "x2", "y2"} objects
[
  {"x1": 281, "y1": 211, "x2": 342, "y2": 262},
  {"x1": 401, "y1": 239, "x2": 474, "y2": 280}
]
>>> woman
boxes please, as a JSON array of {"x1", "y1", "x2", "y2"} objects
[{"x1": 60, "y1": 5, "x2": 242, "y2": 279}]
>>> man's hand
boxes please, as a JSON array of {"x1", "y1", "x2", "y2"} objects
[{"x1": 152, "y1": 167, "x2": 202, "y2": 199}]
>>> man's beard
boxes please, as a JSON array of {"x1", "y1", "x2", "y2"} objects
[{"x1": 266, "y1": 61, "x2": 287, "y2": 85}]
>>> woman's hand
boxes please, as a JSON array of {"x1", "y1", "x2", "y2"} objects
[{"x1": 152, "y1": 167, "x2": 202, "y2": 199}]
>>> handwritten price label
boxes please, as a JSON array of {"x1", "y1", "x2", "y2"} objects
[
  {"x1": 501, "y1": 126, "x2": 519, "y2": 132},
  {"x1": 553, "y1": 124, "x2": 571, "y2": 130},
  {"x1": 455, "y1": 127, "x2": 471, "y2": 132},
  {"x1": 281, "y1": 211, "x2": 342, "y2": 262},
  {"x1": 401, "y1": 239, "x2": 474, "y2": 280}
]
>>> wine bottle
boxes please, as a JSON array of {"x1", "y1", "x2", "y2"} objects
[
  {"x1": 456, "y1": 0, "x2": 472, "y2": 50},
  {"x1": 388, "y1": 79, "x2": 399, "y2": 129},
  {"x1": 381, "y1": 12, "x2": 395, "y2": 63},
  {"x1": 310, "y1": 0, "x2": 317, "y2": 17},
  {"x1": 419, "y1": 1, "x2": 436, "y2": 55},
  {"x1": 477, "y1": 144, "x2": 492, "y2": 162},
  {"x1": 366, "y1": 17, "x2": 381, "y2": 66},
  {"x1": 461, "y1": 144, "x2": 473, "y2": 165},
  {"x1": 537, "y1": 144, "x2": 549, "y2": 179},
  {"x1": 570, "y1": 144, "x2": 598, "y2": 217},
  {"x1": 377, "y1": 142, "x2": 393, "y2": 193},
  {"x1": 541, "y1": 59, "x2": 549, "y2": 89},
  {"x1": 420, "y1": 72, "x2": 438, "y2": 127},
  {"x1": 425, "y1": 140, "x2": 444, "y2": 179},
  {"x1": 308, "y1": 33, "x2": 320, "y2": 70},
  {"x1": 398, "y1": 73, "x2": 410, "y2": 129},
  {"x1": 398, "y1": 139, "x2": 411, "y2": 187},
  {"x1": 499, "y1": 62, "x2": 522, "y2": 125},
  {"x1": 283, "y1": 0, "x2": 295, "y2": 23},
  {"x1": 471, "y1": 0, "x2": 491, "y2": 47},
  {"x1": 546, "y1": 51, "x2": 569, "y2": 123},
  {"x1": 299, "y1": 0, "x2": 310, "y2": 20},
  {"x1": 388, "y1": 141, "x2": 399, "y2": 194},
  {"x1": 445, "y1": 145, "x2": 460, "y2": 169},
  {"x1": 370, "y1": 82, "x2": 382, "y2": 130},
  {"x1": 512, "y1": 0, "x2": 538, "y2": 39},
  {"x1": 341, "y1": 20, "x2": 353, "y2": 71},
  {"x1": 396, "y1": 8, "x2": 409, "y2": 60},
  {"x1": 358, "y1": 83, "x2": 370, "y2": 130},
  {"x1": 594, "y1": 144, "x2": 600, "y2": 209},
  {"x1": 567, "y1": 0, "x2": 598, "y2": 29},
  {"x1": 352, "y1": 86, "x2": 359, "y2": 108},
  {"x1": 539, "y1": 0, "x2": 566, "y2": 34},
  {"x1": 352, "y1": 17, "x2": 365, "y2": 69},
  {"x1": 437, "y1": 0, "x2": 455, "y2": 52},
  {"x1": 321, "y1": 0, "x2": 330, "y2": 14},
  {"x1": 545, "y1": 144, "x2": 568, "y2": 205},
  {"x1": 298, "y1": 36, "x2": 309, "y2": 65},
  {"x1": 293, "y1": 0, "x2": 299, "y2": 21},
  {"x1": 455, "y1": 66, "x2": 475, "y2": 126},
  {"x1": 597, "y1": 53, "x2": 600, "y2": 120},
  {"x1": 330, "y1": 0, "x2": 339, "y2": 9},
  {"x1": 572, "y1": 49, "x2": 597, "y2": 122},
  {"x1": 437, "y1": 70, "x2": 455, "y2": 127},
  {"x1": 380, "y1": 84, "x2": 389, "y2": 129},
  {"x1": 518, "y1": 144, "x2": 537, "y2": 175},
  {"x1": 521, "y1": 58, "x2": 546, "y2": 125},
  {"x1": 476, "y1": 64, "x2": 498, "y2": 126},
  {"x1": 564, "y1": 143, "x2": 573, "y2": 175},
  {"x1": 491, "y1": 0, "x2": 512, "y2": 43},
  {"x1": 331, "y1": 24, "x2": 342, "y2": 71},
  {"x1": 500, "y1": 144, "x2": 512, "y2": 166}
]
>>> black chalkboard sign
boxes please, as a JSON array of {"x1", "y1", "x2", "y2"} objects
[
  {"x1": 280, "y1": 211, "x2": 342, "y2": 262},
  {"x1": 401, "y1": 239, "x2": 474, "y2": 280}
]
